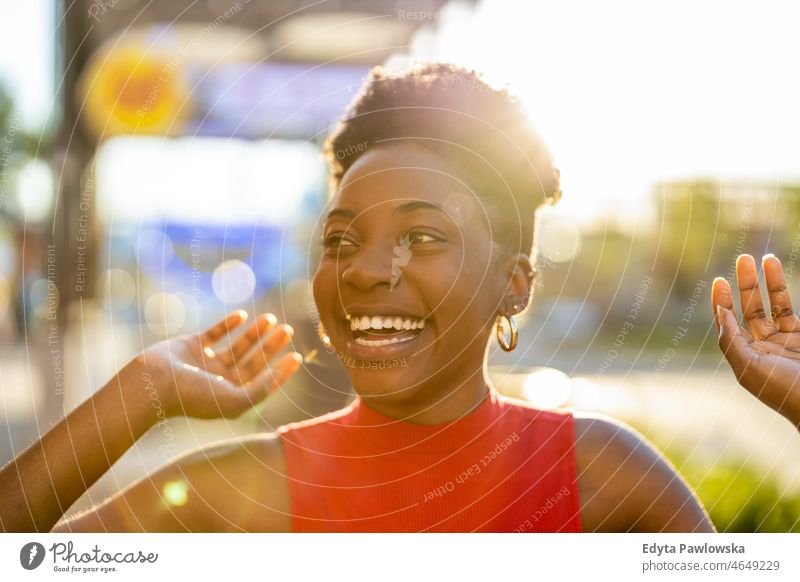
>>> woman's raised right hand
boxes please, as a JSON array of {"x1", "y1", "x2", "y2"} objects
[
  {"x1": 712, "y1": 254, "x2": 800, "y2": 430},
  {"x1": 132, "y1": 310, "x2": 303, "y2": 420}
]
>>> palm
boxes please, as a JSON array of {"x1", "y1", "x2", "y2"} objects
[
  {"x1": 746, "y1": 328, "x2": 800, "y2": 359},
  {"x1": 713, "y1": 254, "x2": 800, "y2": 428},
  {"x1": 139, "y1": 311, "x2": 302, "y2": 419}
]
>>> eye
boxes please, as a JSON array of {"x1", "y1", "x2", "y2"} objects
[
  {"x1": 322, "y1": 233, "x2": 356, "y2": 250},
  {"x1": 406, "y1": 231, "x2": 441, "y2": 245}
]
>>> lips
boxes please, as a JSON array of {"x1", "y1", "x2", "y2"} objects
[
  {"x1": 341, "y1": 307, "x2": 428, "y2": 358},
  {"x1": 354, "y1": 331, "x2": 421, "y2": 347},
  {"x1": 346, "y1": 325, "x2": 425, "y2": 357}
]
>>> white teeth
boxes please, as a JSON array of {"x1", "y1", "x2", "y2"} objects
[
  {"x1": 354, "y1": 335, "x2": 416, "y2": 347},
  {"x1": 346, "y1": 314, "x2": 426, "y2": 331}
]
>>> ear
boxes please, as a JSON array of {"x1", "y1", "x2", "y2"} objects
[{"x1": 498, "y1": 253, "x2": 536, "y2": 316}]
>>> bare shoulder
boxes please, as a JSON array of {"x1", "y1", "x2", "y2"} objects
[
  {"x1": 573, "y1": 413, "x2": 714, "y2": 532},
  {"x1": 169, "y1": 431, "x2": 292, "y2": 532},
  {"x1": 54, "y1": 432, "x2": 291, "y2": 533}
]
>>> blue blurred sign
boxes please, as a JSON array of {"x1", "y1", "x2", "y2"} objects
[{"x1": 185, "y1": 62, "x2": 369, "y2": 139}]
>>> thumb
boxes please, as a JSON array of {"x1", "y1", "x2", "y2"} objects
[{"x1": 717, "y1": 305, "x2": 754, "y2": 379}]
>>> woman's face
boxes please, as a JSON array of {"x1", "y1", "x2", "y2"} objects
[{"x1": 313, "y1": 142, "x2": 517, "y2": 404}]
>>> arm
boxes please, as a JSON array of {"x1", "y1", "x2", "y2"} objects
[
  {"x1": 0, "y1": 310, "x2": 301, "y2": 532},
  {"x1": 51, "y1": 433, "x2": 291, "y2": 533},
  {"x1": 712, "y1": 253, "x2": 800, "y2": 431},
  {"x1": 575, "y1": 414, "x2": 715, "y2": 533},
  {"x1": 1, "y1": 360, "x2": 163, "y2": 532}
]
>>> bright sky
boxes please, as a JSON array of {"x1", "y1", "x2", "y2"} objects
[
  {"x1": 422, "y1": 0, "x2": 800, "y2": 227},
  {"x1": 0, "y1": 0, "x2": 54, "y2": 130},
  {"x1": 5, "y1": 0, "x2": 800, "y2": 229}
]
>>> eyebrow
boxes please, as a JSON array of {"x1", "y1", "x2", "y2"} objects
[
  {"x1": 325, "y1": 208, "x2": 356, "y2": 222},
  {"x1": 394, "y1": 200, "x2": 448, "y2": 215},
  {"x1": 325, "y1": 200, "x2": 447, "y2": 223}
]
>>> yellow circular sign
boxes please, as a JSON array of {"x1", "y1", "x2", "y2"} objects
[{"x1": 79, "y1": 43, "x2": 191, "y2": 138}]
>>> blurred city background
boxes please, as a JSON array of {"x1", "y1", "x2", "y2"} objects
[{"x1": 0, "y1": 0, "x2": 798, "y2": 531}]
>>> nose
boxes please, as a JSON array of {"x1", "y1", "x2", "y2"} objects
[{"x1": 341, "y1": 242, "x2": 395, "y2": 292}]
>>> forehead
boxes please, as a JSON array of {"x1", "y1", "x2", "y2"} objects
[{"x1": 329, "y1": 143, "x2": 481, "y2": 221}]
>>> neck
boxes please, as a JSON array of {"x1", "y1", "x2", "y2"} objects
[{"x1": 358, "y1": 366, "x2": 491, "y2": 425}]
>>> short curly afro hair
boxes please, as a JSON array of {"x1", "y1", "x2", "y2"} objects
[{"x1": 323, "y1": 61, "x2": 561, "y2": 258}]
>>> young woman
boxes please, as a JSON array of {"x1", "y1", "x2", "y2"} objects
[{"x1": 0, "y1": 63, "x2": 713, "y2": 533}]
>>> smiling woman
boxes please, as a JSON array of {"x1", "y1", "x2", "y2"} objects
[
  {"x1": 278, "y1": 63, "x2": 714, "y2": 532},
  {"x1": 0, "y1": 62, "x2": 713, "y2": 534},
  {"x1": 313, "y1": 63, "x2": 560, "y2": 414}
]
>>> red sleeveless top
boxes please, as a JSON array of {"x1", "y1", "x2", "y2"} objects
[{"x1": 276, "y1": 386, "x2": 582, "y2": 532}]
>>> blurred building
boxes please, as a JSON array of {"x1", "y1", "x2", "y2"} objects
[{"x1": 1, "y1": 0, "x2": 470, "y2": 509}]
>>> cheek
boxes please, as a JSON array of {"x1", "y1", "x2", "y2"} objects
[
  {"x1": 414, "y1": 254, "x2": 498, "y2": 323},
  {"x1": 311, "y1": 262, "x2": 336, "y2": 321},
  {"x1": 446, "y1": 254, "x2": 503, "y2": 325}
]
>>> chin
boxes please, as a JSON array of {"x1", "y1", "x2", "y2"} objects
[
  {"x1": 325, "y1": 317, "x2": 436, "y2": 402},
  {"x1": 348, "y1": 366, "x2": 420, "y2": 400}
]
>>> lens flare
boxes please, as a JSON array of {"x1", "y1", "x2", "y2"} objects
[{"x1": 162, "y1": 480, "x2": 189, "y2": 507}]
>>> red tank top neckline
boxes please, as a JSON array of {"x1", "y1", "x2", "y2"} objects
[
  {"x1": 346, "y1": 386, "x2": 500, "y2": 453},
  {"x1": 277, "y1": 384, "x2": 582, "y2": 532}
]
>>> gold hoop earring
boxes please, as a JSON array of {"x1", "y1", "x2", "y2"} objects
[{"x1": 496, "y1": 314, "x2": 518, "y2": 352}]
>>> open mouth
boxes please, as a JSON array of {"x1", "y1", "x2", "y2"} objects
[{"x1": 346, "y1": 314, "x2": 426, "y2": 347}]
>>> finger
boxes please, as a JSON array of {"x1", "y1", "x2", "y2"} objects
[
  {"x1": 736, "y1": 254, "x2": 777, "y2": 339},
  {"x1": 199, "y1": 310, "x2": 248, "y2": 347},
  {"x1": 232, "y1": 353, "x2": 303, "y2": 417},
  {"x1": 717, "y1": 305, "x2": 756, "y2": 381},
  {"x1": 763, "y1": 254, "x2": 800, "y2": 333},
  {"x1": 216, "y1": 313, "x2": 278, "y2": 367},
  {"x1": 711, "y1": 276, "x2": 735, "y2": 333},
  {"x1": 240, "y1": 324, "x2": 295, "y2": 381},
  {"x1": 245, "y1": 352, "x2": 303, "y2": 397}
]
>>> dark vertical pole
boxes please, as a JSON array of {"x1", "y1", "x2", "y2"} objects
[{"x1": 48, "y1": 0, "x2": 97, "y2": 421}]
